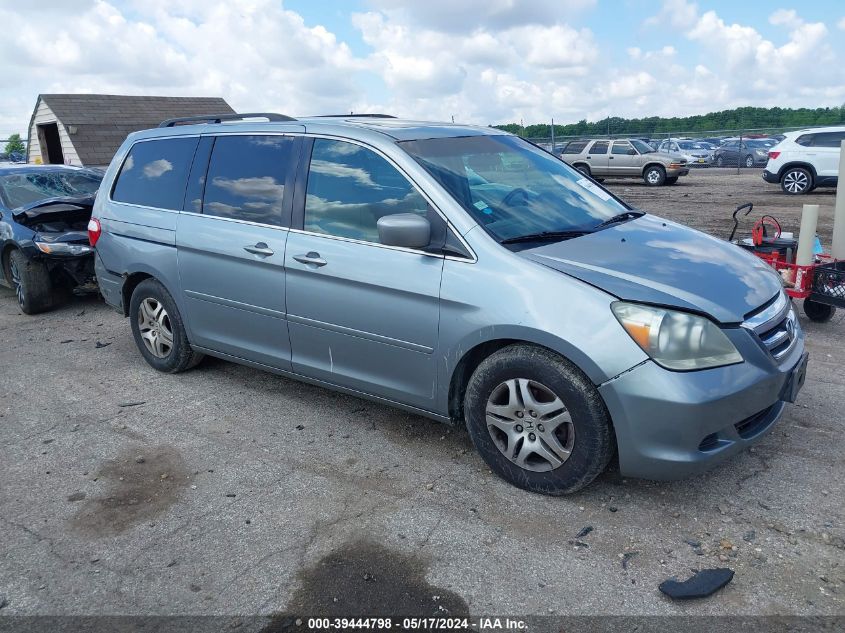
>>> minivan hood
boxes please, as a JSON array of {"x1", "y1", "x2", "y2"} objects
[{"x1": 519, "y1": 215, "x2": 782, "y2": 323}]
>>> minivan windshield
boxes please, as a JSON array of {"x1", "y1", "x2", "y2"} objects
[{"x1": 399, "y1": 135, "x2": 631, "y2": 244}]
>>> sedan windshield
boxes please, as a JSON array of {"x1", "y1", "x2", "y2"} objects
[
  {"x1": 0, "y1": 170, "x2": 102, "y2": 209},
  {"x1": 398, "y1": 135, "x2": 630, "y2": 244}
]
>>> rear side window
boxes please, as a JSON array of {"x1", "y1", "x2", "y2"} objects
[
  {"x1": 202, "y1": 135, "x2": 295, "y2": 226},
  {"x1": 589, "y1": 141, "x2": 609, "y2": 154},
  {"x1": 562, "y1": 140, "x2": 588, "y2": 154},
  {"x1": 810, "y1": 132, "x2": 845, "y2": 148},
  {"x1": 304, "y1": 139, "x2": 427, "y2": 243},
  {"x1": 795, "y1": 134, "x2": 814, "y2": 147},
  {"x1": 111, "y1": 138, "x2": 198, "y2": 210}
]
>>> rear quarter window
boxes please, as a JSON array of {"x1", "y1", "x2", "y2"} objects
[
  {"x1": 111, "y1": 137, "x2": 199, "y2": 210},
  {"x1": 562, "y1": 140, "x2": 588, "y2": 154}
]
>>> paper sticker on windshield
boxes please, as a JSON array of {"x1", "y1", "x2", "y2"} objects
[
  {"x1": 576, "y1": 177, "x2": 612, "y2": 201},
  {"x1": 473, "y1": 200, "x2": 493, "y2": 214}
]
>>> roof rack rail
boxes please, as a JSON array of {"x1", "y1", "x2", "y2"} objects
[
  {"x1": 158, "y1": 113, "x2": 297, "y2": 127},
  {"x1": 312, "y1": 114, "x2": 396, "y2": 119}
]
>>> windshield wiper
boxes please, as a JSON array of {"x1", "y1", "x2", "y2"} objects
[
  {"x1": 593, "y1": 210, "x2": 645, "y2": 230},
  {"x1": 499, "y1": 230, "x2": 591, "y2": 245}
]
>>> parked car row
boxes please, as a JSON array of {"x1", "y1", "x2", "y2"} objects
[
  {"x1": 556, "y1": 138, "x2": 690, "y2": 186},
  {"x1": 0, "y1": 114, "x2": 809, "y2": 497}
]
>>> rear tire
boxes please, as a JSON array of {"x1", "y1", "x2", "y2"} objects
[
  {"x1": 744, "y1": 155, "x2": 754, "y2": 168},
  {"x1": 7, "y1": 249, "x2": 54, "y2": 314},
  {"x1": 643, "y1": 165, "x2": 666, "y2": 186},
  {"x1": 780, "y1": 167, "x2": 813, "y2": 195},
  {"x1": 129, "y1": 278, "x2": 204, "y2": 373},
  {"x1": 463, "y1": 344, "x2": 615, "y2": 495},
  {"x1": 804, "y1": 299, "x2": 835, "y2": 323},
  {"x1": 574, "y1": 164, "x2": 591, "y2": 177}
]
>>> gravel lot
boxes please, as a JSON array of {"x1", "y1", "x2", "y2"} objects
[{"x1": 1, "y1": 169, "x2": 843, "y2": 627}]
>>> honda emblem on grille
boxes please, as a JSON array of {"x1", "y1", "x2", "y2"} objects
[{"x1": 785, "y1": 316, "x2": 796, "y2": 341}]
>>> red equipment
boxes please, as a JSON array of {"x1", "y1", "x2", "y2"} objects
[{"x1": 729, "y1": 203, "x2": 844, "y2": 322}]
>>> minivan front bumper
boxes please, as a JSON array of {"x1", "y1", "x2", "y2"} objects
[{"x1": 599, "y1": 327, "x2": 806, "y2": 481}]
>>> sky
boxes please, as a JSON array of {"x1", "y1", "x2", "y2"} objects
[{"x1": 1, "y1": 0, "x2": 844, "y2": 139}]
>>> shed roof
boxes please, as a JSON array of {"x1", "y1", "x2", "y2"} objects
[{"x1": 30, "y1": 94, "x2": 235, "y2": 165}]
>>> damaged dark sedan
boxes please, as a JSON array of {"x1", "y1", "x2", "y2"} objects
[{"x1": 0, "y1": 165, "x2": 102, "y2": 314}]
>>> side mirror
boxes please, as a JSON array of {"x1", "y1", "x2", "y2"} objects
[
  {"x1": 377, "y1": 213, "x2": 431, "y2": 249},
  {"x1": 628, "y1": 148, "x2": 637, "y2": 155}
]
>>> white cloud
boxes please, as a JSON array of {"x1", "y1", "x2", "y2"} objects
[{"x1": 838, "y1": 16, "x2": 845, "y2": 30}]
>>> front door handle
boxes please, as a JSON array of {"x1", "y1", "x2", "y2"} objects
[
  {"x1": 244, "y1": 242, "x2": 274, "y2": 257},
  {"x1": 293, "y1": 252, "x2": 327, "y2": 267}
]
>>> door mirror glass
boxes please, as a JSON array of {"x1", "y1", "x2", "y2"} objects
[{"x1": 377, "y1": 213, "x2": 431, "y2": 249}]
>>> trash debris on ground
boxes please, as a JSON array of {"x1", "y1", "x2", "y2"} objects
[
  {"x1": 575, "y1": 525, "x2": 593, "y2": 538},
  {"x1": 659, "y1": 568, "x2": 734, "y2": 600}
]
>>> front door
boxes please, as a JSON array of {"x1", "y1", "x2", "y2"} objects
[
  {"x1": 285, "y1": 138, "x2": 443, "y2": 409},
  {"x1": 177, "y1": 134, "x2": 300, "y2": 369},
  {"x1": 609, "y1": 141, "x2": 639, "y2": 176}
]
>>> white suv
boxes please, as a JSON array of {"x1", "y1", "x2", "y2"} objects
[{"x1": 763, "y1": 127, "x2": 845, "y2": 194}]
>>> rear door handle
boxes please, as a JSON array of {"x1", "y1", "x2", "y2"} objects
[
  {"x1": 293, "y1": 252, "x2": 327, "y2": 267},
  {"x1": 244, "y1": 242, "x2": 274, "y2": 257}
]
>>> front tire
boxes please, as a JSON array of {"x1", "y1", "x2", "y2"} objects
[
  {"x1": 463, "y1": 344, "x2": 615, "y2": 495},
  {"x1": 129, "y1": 278, "x2": 204, "y2": 372},
  {"x1": 781, "y1": 167, "x2": 813, "y2": 195},
  {"x1": 643, "y1": 165, "x2": 666, "y2": 186},
  {"x1": 804, "y1": 299, "x2": 835, "y2": 323},
  {"x1": 7, "y1": 249, "x2": 54, "y2": 314}
]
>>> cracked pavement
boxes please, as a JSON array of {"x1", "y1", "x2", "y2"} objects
[{"x1": 0, "y1": 171, "x2": 843, "y2": 621}]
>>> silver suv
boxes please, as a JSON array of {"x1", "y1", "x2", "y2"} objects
[
  {"x1": 91, "y1": 113, "x2": 807, "y2": 495},
  {"x1": 560, "y1": 138, "x2": 689, "y2": 185}
]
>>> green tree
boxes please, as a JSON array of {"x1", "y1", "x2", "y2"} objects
[{"x1": 4, "y1": 133, "x2": 25, "y2": 155}]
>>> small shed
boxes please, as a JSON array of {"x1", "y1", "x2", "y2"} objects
[{"x1": 26, "y1": 94, "x2": 235, "y2": 167}]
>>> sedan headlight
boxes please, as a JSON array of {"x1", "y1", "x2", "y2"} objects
[
  {"x1": 34, "y1": 241, "x2": 93, "y2": 256},
  {"x1": 612, "y1": 302, "x2": 742, "y2": 370}
]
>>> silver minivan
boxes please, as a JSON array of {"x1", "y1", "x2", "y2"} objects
[{"x1": 91, "y1": 113, "x2": 808, "y2": 495}]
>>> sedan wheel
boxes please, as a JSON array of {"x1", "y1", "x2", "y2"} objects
[
  {"x1": 485, "y1": 378, "x2": 575, "y2": 472},
  {"x1": 9, "y1": 257, "x2": 24, "y2": 307},
  {"x1": 745, "y1": 155, "x2": 754, "y2": 168},
  {"x1": 716, "y1": 155, "x2": 724, "y2": 167},
  {"x1": 137, "y1": 297, "x2": 174, "y2": 358}
]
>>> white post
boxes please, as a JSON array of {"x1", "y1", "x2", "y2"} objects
[
  {"x1": 796, "y1": 204, "x2": 820, "y2": 266},
  {"x1": 831, "y1": 140, "x2": 845, "y2": 259}
]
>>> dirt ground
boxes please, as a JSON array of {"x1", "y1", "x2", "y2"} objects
[
  {"x1": 603, "y1": 168, "x2": 838, "y2": 247},
  {"x1": 0, "y1": 168, "x2": 843, "y2": 631}
]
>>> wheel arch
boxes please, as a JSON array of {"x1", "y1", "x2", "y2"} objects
[
  {"x1": 1, "y1": 241, "x2": 19, "y2": 284},
  {"x1": 777, "y1": 161, "x2": 817, "y2": 181},
  {"x1": 121, "y1": 271, "x2": 155, "y2": 316},
  {"x1": 445, "y1": 330, "x2": 610, "y2": 425},
  {"x1": 641, "y1": 162, "x2": 667, "y2": 175},
  {"x1": 571, "y1": 161, "x2": 591, "y2": 173}
]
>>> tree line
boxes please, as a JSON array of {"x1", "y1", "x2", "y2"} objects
[{"x1": 496, "y1": 106, "x2": 845, "y2": 138}]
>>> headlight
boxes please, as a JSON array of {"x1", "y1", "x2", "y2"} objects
[
  {"x1": 34, "y1": 241, "x2": 93, "y2": 256},
  {"x1": 612, "y1": 302, "x2": 742, "y2": 370},
  {"x1": 755, "y1": 149, "x2": 767, "y2": 156}
]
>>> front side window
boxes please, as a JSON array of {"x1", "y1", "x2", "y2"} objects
[
  {"x1": 202, "y1": 135, "x2": 294, "y2": 226},
  {"x1": 399, "y1": 134, "x2": 629, "y2": 245},
  {"x1": 612, "y1": 141, "x2": 634, "y2": 155},
  {"x1": 812, "y1": 132, "x2": 845, "y2": 148},
  {"x1": 112, "y1": 137, "x2": 198, "y2": 210},
  {"x1": 304, "y1": 139, "x2": 428, "y2": 243}
]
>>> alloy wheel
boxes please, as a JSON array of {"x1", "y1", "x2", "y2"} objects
[
  {"x1": 783, "y1": 170, "x2": 809, "y2": 194},
  {"x1": 137, "y1": 297, "x2": 174, "y2": 358},
  {"x1": 9, "y1": 257, "x2": 24, "y2": 307},
  {"x1": 646, "y1": 169, "x2": 661, "y2": 184},
  {"x1": 485, "y1": 378, "x2": 575, "y2": 472}
]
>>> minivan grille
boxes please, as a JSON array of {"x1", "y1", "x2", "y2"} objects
[{"x1": 743, "y1": 293, "x2": 797, "y2": 363}]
